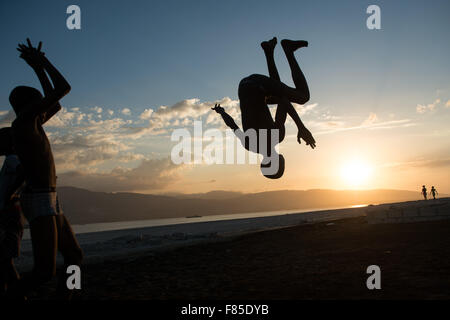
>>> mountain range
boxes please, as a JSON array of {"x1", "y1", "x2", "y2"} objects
[{"x1": 57, "y1": 187, "x2": 428, "y2": 225}]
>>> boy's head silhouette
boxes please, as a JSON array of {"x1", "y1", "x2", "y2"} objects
[{"x1": 9, "y1": 86, "x2": 43, "y2": 116}]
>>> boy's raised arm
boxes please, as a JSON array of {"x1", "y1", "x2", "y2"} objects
[
  {"x1": 17, "y1": 39, "x2": 70, "y2": 120},
  {"x1": 212, "y1": 104, "x2": 251, "y2": 150},
  {"x1": 31, "y1": 61, "x2": 62, "y2": 124}
]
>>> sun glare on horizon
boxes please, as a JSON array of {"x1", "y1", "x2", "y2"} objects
[{"x1": 340, "y1": 159, "x2": 373, "y2": 188}]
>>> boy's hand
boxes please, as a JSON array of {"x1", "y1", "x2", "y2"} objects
[
  {"x1": 211, "y1": 103, "x2": 225, "y2": 114},
  {"x1": 297, "y1": 126, "x2": 316, "y2": 149},
  {"x1": 17, "y1": 38, "x2": 45, "y2": 69}
]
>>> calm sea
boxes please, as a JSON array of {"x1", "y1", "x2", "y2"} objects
[{"x1": 67, "y1": 204, "x2": 368, "y2": 235}]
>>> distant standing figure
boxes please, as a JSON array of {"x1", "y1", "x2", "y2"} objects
[
  {"x1": 430, "y1": 186, "x2": 438, "y2": 200},
  {"x1": 421, "y1": 185, "x2": 427, "y2": 200}
]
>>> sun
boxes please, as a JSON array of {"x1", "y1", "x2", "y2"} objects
[{"x1": 340, "y1": 159, "x2": 373, "y2": 188}]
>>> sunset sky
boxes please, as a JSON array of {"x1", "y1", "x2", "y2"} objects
[{"x1": 0, "y1": 0, "x2": 449, "y2": 194}]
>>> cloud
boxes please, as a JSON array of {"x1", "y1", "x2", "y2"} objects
[
  {"x1": 92, "y1": 106, "x2": 103, "y2": 114},
  {"x1": 361, "y1": 112, "x2": 378, "y2": 126},
  {"x1": 285, "y1": 104, "x2": 393, "y2": 135},
  {"x1": 58, "y1": 158, "x2": 183, "y2": 192},
  {"x1": 151, "y1": 97, "x2": 238, "y2": 122},
  {"x1": 139, "y1": 108, "x2": 153, "y2": 120},
  {"x1": 364, "y1": 120, "x2": 416, "y2": 130},
  {"x1": 0, "y1": 98, "x2": 336, "y2": 191},
  {"x1": 0, "y1": 106, "x2": 146, "y2": 171},
  {"x1": 310, "y1": 112, "x2": 414, "y2": 135},
  {"x1": 0, "y1": 104, "x2": 189, "y2": 190},
  {"x1": 383, "y1": 158, "x2": 450, "y2": 170},
  {"x1": 416, "y1": 159, "x2": 450, "y2": 168},
  {"x1": 37, "y1": 107, "x2": 141, "y2": 169},
  {"x1": 45, "y1": 107, "x2": 85, "y2": 127},
  {"x1": 416, "y1": 99, "x2": 440, "y2": 114},
  {"x1": 292, "y1": 103, "x2": 318, "y2": 116},
  {"x1": 307, "y1": 120, "x2": 346, "y2": 132},
  {"x1": 145, "y1": 96, "x2": 240, "y2": 133},
  {"x1": 50, "y1": 133, "x2": 131, "y2": 170},
  {"x1": 36, "y1": 99, "x2": 222, "y2": 170},
  {"x1": 0, "y1": 110, "x2": 15, "y2": 127}
]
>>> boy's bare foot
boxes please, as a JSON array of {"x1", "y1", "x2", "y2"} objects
[
  {"x1": 281, "y1": 39, "x2": 308, "y2": 53},
  {"x1": 261, "y1": 37, "x2": 278, "y2": 52}
]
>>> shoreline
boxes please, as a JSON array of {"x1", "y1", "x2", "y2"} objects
[{"x1": 22, "y1": 204, "x2": 368, "y2": 239}]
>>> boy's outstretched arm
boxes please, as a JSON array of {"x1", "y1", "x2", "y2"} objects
[
  {"x1": 17, "y1": 39, "x2": 70, "y2": 120},
  {"x1": 211, "y1": 104, "x2": 239, "y2": 131},
  {"x1": 30, "y1": 57, "x2": 62, "y2": 124},
  {"x1": 212, "y1": 104, "x2": 251, "y2": 151}
]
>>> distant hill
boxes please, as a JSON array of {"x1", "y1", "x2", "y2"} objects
[
  {"x1": 57, "y1": 187, "x2": 426, "y2": 225},
  {"x1": 164, "y1": 190, "x2": 244, "y2": 200}
]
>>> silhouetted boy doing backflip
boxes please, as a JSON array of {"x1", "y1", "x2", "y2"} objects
[{"x1": 213, "y1": 38, "x2": 315, "y2": 179}]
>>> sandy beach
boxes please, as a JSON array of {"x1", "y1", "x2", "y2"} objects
[{"x1": 19, "y1": 198, "x2": 450, "y2": 300}]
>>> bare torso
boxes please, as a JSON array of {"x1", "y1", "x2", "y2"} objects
[
  {"x1": 12, "y1": 117, "x2": 56, "y2": 189},
  {"x1": 240, "y1": 102, "x2": 276, "y2": 132}
]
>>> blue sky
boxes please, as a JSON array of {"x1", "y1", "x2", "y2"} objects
[
  {"x1": 1, "y1": 0, "x2": 448, "y2": 110},
  {"x1": 0, "y1": 0, "x2": 449, "y2": 193}
]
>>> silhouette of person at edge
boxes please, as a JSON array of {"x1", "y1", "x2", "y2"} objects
[
  {"x1": 0, "y1": 135, "x2": 25, "y2": 299},
  {"x1": 212, "y1": 37, "x2": 316, "y2": 179}
]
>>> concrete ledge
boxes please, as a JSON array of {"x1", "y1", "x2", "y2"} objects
[
  {"x1": 388, "y1": 209, "x2": 403, "y2": 218},
  {"x1": 366, "y1": 198, "x2": 450, "y2": 224}
]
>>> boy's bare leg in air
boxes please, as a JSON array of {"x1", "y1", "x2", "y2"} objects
[{"x1": 261, "y1": 37, "x2": 315, "y2": 148}]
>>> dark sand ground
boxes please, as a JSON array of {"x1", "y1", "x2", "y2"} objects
[{"x1": 30, "y1": 217, "x2": 450, "y2": 300}]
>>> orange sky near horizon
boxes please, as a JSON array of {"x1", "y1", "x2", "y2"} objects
[{"x1": 158, "y1": 112, "x2": 450, "y2": 195}]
